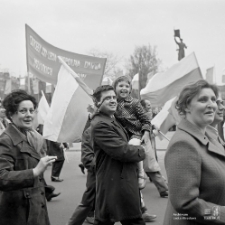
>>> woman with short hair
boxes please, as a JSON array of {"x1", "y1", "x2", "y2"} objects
[
  {"x1": 163, "y1": 80, "x2": 225, "y2": 225},
  {"x1": 0, "y1": 90, "x2": 56, "y2": 225}
]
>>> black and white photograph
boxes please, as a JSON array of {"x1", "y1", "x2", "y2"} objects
[{"x1": 0, "y1": 0, "x2": 225, "y2": 224}]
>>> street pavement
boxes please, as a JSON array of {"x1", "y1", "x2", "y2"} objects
[{"x1": 45, "y1": 133, "x2": 174, "y2": 225}]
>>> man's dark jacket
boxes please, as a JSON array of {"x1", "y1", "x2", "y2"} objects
[{"x1": 91, "y1": 112, "x2": 145, "y2": 222}]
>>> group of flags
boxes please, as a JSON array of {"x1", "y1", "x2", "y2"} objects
[{"x1": 36, "y1": 51, "x2": 222, "y2": 144}]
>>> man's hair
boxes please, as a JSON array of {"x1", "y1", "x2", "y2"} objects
[{"x1": 92, "y1": 85, "x2": 114, "y2": 106}]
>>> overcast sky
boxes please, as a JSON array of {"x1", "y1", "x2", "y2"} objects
[{"x1": 0, "y1": 0, "x2": 225, "y2": 83}]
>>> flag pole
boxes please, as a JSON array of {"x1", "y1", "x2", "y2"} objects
[
  {"x1": 158, "y1": 130, "x2": 170, "y2": 141},
  {"x1": 57, "y1": 56, "x2": 93, "y2": 96}
]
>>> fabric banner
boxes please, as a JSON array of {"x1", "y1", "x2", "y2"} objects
[{"x1": 25, "y1": 24, "x2": 107, "y2": 89}]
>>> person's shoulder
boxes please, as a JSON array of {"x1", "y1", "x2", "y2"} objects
[
  {"x1": 0, "y1": 131, "x2": 13, "y2": 146},
  {"x1": 168, "y1": 128, "x2": 200, "y2": 152},
  {"x1": 91, "y1": 114, "x2": 111, "y2": 128}
]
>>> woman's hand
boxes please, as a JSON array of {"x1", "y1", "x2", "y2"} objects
[
  {"x1": 141, "y1": 131, "x2": 150, "y2": 144},
  {"x1": 33, "y1": 155, "x2": 57, "y2": 177}
]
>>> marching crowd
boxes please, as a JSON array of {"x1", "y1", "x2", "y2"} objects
[{"x1": 0, "y1": 77, "x2": 225, "y2": 225}]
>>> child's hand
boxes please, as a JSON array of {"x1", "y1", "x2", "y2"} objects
[
  {"x1": 152, "y1": 129, "x2": 159, "y2": 137},
  {"x1": 128, "y1": 138, "x2": 141, "y2": 146},
  {"x1": 141, "y1": 131, "x2": 150, "y2": 144}
]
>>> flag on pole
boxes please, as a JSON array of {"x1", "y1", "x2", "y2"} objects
[
  {"x1": 43, "y1": 61, "x2": 93, "y2": 143},
  {"x1": 4, "y1": 79, "x2": 11, "y2": 95},
  {"x1": 151, "y1": 97, "x2": 181, "y2": 139},
  {"x1": 205, "y1": 67, "x2": 214, "y2": 84},
  {"x1": 37, "y1": 91, "x2": 50, "y2": 125},
  {"x1": 140, "y1": 52, "x2": 203, "y2": 106}
]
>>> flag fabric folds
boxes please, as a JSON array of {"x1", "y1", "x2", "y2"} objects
[
  {"x1": 43, "y1": 64, "x2": 93, "y2": 143},
  {"x1": 37, "y1": 92, "x2": 50, "y2": 125},
  {"x1": 140, "y1": 52, "x2": 203, "y2": 106},
  {"x1": 151, "y1": 97, "x2": 181, "y2": 139}
]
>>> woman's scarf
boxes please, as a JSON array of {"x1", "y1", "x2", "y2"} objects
[{"x1": 12, "y1": 123, "x2": 47, "y2": 157}]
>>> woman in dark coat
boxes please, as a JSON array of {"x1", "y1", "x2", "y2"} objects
[
  {"x1": 0, "y1": 90, "x2": 56, "y2": 225},
  {"x1": 164, "y1": 80, "x2": 225, "y2": 225}
]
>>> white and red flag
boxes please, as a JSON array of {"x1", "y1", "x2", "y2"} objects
[
  {"x1": 43, "y1": 57, "x2": 93, "y2": 143},
  {"x1": 140, "y1": 52, "x2": 203, "y2": 106}
]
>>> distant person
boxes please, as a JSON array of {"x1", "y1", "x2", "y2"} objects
[
  {"x1": 0, "y1": 90, "x2": 56, "y2": 225},
  {"x1": 47, "y1": 140, "x2": 68, "y2": 182},
  {"x1": 164, "y1": 80, "x2": 225, "y2": 224},
  {"x1": 207, "y1": 93, "x2": 225, "y2": 142},
  {"x1": 0, "y1": 107, "x2": 9, "y2": 135},
  {"x1": 174, "y1": 36, "x2": 187, "y2": 61},
  {"x1": 67, "y1": 118, "x2": 95, "y2": 225},
  {"x1": 36, "y1": 124, "x2": 61, "y2": 202}
]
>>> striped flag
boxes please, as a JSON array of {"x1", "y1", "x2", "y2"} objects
[
  {"x1": 140, "y1": 52, "x2": 203, "y2": 106},
  {"x1": 205, "y1": 67, "x2": 214, "y2": 84},
  {"x1": 43, "y1": 59, "x2": 93, "y2": 143},
  {"x1": 151, "y1": 97, "x2": 181, "y2": 140}
]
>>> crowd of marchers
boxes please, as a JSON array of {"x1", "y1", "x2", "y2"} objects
[{"x1": 0, "y1": 77, "x2": 225, "y2": 225}]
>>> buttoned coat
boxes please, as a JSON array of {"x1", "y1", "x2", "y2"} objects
[
  {"x1": 0, "y1": 124, "x2": 50, "y2": 225},
  {"x1": 163, "y1": 119, "x2": 225, "y2": 225},
  {"x1": 91, "y1": 113, "x2": 145, "y2": 222}
]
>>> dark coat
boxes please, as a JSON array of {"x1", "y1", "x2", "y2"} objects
[
  {"x1": 91, "y1": 113, "x2": 145, "y2": 222},
  {"x1": 80, "y1": 118, "x2": 96, "y2": 207},
  {"x1": 0, "y1": 124, "x2": 50, "y2": 225},
  {"x1": 163, "y1": 119, "x2": 225, "y2": 225},
  {"x1": 81, "y1": 118, "x2": 95, "y2": 172}
]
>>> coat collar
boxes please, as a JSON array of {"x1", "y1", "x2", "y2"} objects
[
  {"x1": 4, "y1": 124, "x2": 40, "y2": 160},
  {"x1": 92, "y1": 112, "x2": 129, "y2": 141},
  {"x1": 4, "y1": 123, "x2": 27, "y2": 145},
  {"x1": 178, "y1": 119, "x2": 225, "y2": 157}
]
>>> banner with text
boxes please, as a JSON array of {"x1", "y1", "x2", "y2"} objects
[{"x1": 25, "y1": 24, "x2": 107, "y2": 89}]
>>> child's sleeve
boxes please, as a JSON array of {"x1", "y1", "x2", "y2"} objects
[{"x1": 135, "y1": 101, "x2": 152, "y2": 133}]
